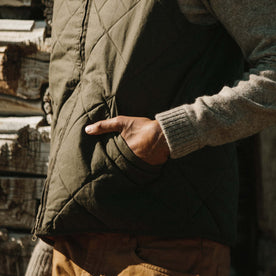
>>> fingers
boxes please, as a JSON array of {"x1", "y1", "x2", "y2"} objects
[{"x1": 85, "y1": 116, "x2": 124, "y2": 135}]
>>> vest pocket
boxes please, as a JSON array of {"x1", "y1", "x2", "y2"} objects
[
  {"x1": 114, "y1": 135, "x2": 162, "y2": 173},
  {"x1": 105, "y1": 134, "x2": 162, "y2": 186}
]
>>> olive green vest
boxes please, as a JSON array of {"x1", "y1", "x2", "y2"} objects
[{"x1": 34, "y1": 0, "x2": 243, "y2": 245}]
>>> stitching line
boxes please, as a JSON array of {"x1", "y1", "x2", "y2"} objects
[
  {"x1": 94, "y1": 1, "x2": 128, "y2": 65},
  {"x1": 87, "y1": 0, "x2": 142, "y2": 59},
  {"x1": 97, "y1": 0, "x2": 109, "y2": 12},
  {"x1": 51, "y1": 4, "x2": 84, "y2": 54}
]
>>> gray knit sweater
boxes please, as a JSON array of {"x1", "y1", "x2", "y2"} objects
[
  {"x1": 26, "y1": 0, "x2": 276, "y2": 275},
  {"x1": 156, "y1": 0, "x2": 276, "y2": 158},
  {"x1": 25, "y1": 240, "x2": 52, "y2": 276}
]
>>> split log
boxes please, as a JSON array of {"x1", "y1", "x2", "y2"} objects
[
  {"x1": 0, "y1": 42, "x2": 50, "y2": 103},
  {"x1": 0, "y1": 177, "x2": 44, "y2": 229},
  {"x1": 0, "y1": 20, "x2": 46, "y2": 45},
  {"x1": 0, "y1": 230, "x2": 36, "y2": 276},
  {"x1": 0, "y1": 117, "x2": 50, "y2": 175}
]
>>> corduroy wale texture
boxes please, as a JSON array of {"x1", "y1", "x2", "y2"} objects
[{"x1": 33, "y1": 0, "x2": 276, "y2": 248}]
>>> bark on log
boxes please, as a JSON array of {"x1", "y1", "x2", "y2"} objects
[{"x1": 0, "y1": 118, "x2": 50, "y2": 175}]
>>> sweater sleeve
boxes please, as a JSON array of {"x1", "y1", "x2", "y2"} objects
[
  {"x1": 156, "y1": 0, "x2": 276, "y2": 159},
  {"x1": 25, "y1": 239, "x2": 53, "y2": 276}
]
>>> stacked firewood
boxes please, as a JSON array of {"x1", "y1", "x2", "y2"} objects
[
  {"x1": 0, "y1": 1, "x2": 276, "y2": 276},
  {"x1": 0, "y1": 1, "x2": 51, "y2": 275}
]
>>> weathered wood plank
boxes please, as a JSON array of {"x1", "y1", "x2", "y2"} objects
[
  {"x1": 0, "y1": 231, "x2": 37, "y2": 276},
  {"x1": 0, "y1": 95, "x2": 43, "y2": 115},
  {"x1": 0, "y1": 44, "x2": 49, "y2": 102},
  {"x1": 0, "y1": 21, "x2": 45, "y2": 45},
  {"x1": 0, "y1": 116, "x2": 43, "y2": 133},
  {"x1": 0, "y1": 19, "x2": 34, "y2": 31},
  {"x1": 0, "y1": 120, "x2": 50, "y2": 174},
  {"x1": 0, "y1": 0, "x2": 32, "y2": 7},
  {"x1": 17, "y1": 57, "x2": 49, "y2": 99},
  {"x1": 0, "y1": 177, "x2": 44, "y2": 229}
]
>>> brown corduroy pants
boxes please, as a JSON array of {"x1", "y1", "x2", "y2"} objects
[{"x1": 52, "y1": 233, "x2": 230, "y2": 276}]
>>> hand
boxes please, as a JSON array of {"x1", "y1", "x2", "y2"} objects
[{"x1": 85, "y1": 116, "x2": 170, "y2": 165}]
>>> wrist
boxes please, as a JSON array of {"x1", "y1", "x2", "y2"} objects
[
  {"x1": 155, "y1": 106, "x2": 200, "y2": 159},
  {"x1": 153, "y1": 120, "x2": 170, "y2": 158}
]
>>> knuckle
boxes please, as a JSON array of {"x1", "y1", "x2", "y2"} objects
[
  {"x1": 115, "y1": 116, "x2": 122, "y2": 122},
  {"x1": 97, "y1": 122, "x2": 103, "y2": 129}
]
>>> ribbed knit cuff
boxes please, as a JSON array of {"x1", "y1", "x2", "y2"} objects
[
  {"x1": 25, "y1": 239, "x2": 53, "y2": 276},
  {"x1": 155, "y1": 105, "x2": 200, "y2": 159}
]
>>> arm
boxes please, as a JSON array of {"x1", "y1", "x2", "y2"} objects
[
  {"x1": 156, "y1": 0, "x2": 276, "y2": 158},
  {"x1": 25, "y1": 239, "x2": 53, "y2": 276},
  {"x1": 86, "y1": 0, "x2": 276, "y2": 163}
]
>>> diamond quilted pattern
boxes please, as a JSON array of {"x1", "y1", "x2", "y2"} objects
[
  {"x1": 51, "y1": 0, "x2": 86, "y2": 63},
  {"x1": 49, "y1": 0, "x2": 89, "y2": 122},
  {"x1": 37, "y1": 0, "x2": 240, "y2": 245},
  {"x1": 51, "y1": 1, "x2": 69, "y2": 41},
  {"x1": 96, "y1": 0, "x2": 109, "y2": 11},
  {"x1": 95, "y1": 0, "x2": 141, "y2": 30},
  {"x1": 84, "y1": 0, "x2": 143, "y2": 65}
]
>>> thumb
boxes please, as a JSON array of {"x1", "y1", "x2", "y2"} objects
[{"x1": 85, "y1": 117, "x2": 124, "y2": 135}]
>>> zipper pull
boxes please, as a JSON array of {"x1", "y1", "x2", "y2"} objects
[{"x1": 32, "y1": 233, "x2": 38, "y2": 242}]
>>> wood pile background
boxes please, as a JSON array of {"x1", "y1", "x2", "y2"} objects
[
  {"x1": 0, "y1": 1, "x2": 52, "y2": 275},
  {"x1": 0, "y1": 1, "x2": 275, "y2": 276}
]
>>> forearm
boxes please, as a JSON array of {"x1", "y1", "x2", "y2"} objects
[{"x1": 156, "y1": 67, "x2": 276, "y2": 158}]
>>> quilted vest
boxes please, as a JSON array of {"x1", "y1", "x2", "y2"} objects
[{"x1": 34, "y1": 0, "x2": 244, "y2": 245}]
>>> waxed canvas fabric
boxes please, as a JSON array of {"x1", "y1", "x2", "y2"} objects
[{"x1": 34, "y1": 0, "x2": 243, "y2": 245}]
